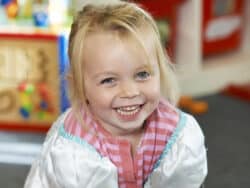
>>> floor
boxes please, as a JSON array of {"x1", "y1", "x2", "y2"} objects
[
  {"x1": 0, "y1": 131, "x2": 45, "y2": 187},
  {"x1": 194, "y1": 94, "x2": 250, "y2": 188},
  {"x1": 0, "y1": 94, "x2": 249, "y2": 187}
]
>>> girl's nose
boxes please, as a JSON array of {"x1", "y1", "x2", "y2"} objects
[{"x1": 120, "y1": 81, "x2": 140, "y2": 98}]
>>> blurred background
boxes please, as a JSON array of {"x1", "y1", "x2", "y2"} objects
[{"x1": 0, "y1": 0, "x2": 250, "y2": 187}]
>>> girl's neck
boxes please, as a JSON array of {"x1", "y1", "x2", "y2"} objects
[{"x1": 117, "y1": 125, "x2": 145, "y2": 157}]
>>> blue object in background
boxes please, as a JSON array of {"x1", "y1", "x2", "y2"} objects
[
  {"x1": 40, "y1": 100, "x2": 48, "y2": 110},
  {"x1": 32, "y1": 4, "x2": 49, "y2": 27},
  {"x1": 58, "y1": 34, "x2": 70, "y2": 112},
  {"x1": 33, "y1": 11, "x2": 48, "y2": 27},
  {"x1": 19, "y1": 107, "x2": 30, "y2": 119},
  {"x1": 0, "y1": 0, "x2": 11, "y2": 6}
]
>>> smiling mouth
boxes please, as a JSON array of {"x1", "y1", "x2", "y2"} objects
[{"x1": 115, "y1": 105, "x2": 142, "y2": 116}]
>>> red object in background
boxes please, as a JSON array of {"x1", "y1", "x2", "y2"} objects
[
  {"x1": 222, "y1": 83, "x2": 250, "y2": 102},
  {"x1": 133, "y1": 0, "x2": 185, "y2": 59},
  {"x1": 202, "y1": 0, "x2": 244, "y2": 56}
]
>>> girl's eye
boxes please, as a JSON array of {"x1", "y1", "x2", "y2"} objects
[
  {"x1": 100, "y1": 77, "x2": 116, "y2": 85},
  {"x1": 136, "y1": 71, "x2": 150, "y2": 80}
]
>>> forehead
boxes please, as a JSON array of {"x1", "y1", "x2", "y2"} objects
[
  {"x1": 82, "y1": 32, "x2": 142, "y2": 70},
  {"x1": 80, "y1": 31, "x2": 160, "y2": 78},
  {"x1": 82, "y1": 30, "x2": 157, "y2": 65}
]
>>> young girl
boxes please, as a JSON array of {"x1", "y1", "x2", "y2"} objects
[{"x1": 25, "y1": 2, "x2": 207, "y2": 188}]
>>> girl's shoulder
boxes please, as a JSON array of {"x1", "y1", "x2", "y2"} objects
[
  {"x1": 28, "y1": 109, "x2": 119, "y2": 187},
  {"x1": 157, "y1": 98, "x2": 204, "y2": 147},
  {"x1": 145, "y1": 107, "x2": 207, "y2": 188},
  {"x1": 178, "y1": 111, "x2": 205, "y2": 150},
  {"x1": 152, "y1": 108, "x2": 205, "y2": 166},
  {"x1": 43, "y1": 108, "x2": 100, "y2": 157}
]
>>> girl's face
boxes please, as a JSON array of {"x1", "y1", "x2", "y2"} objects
[{"x1": 83, "y1": 32, "x2": 161, "y2": 137}]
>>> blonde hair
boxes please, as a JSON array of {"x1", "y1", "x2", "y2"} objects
[{"x1": 67, "y1": 1, "x2": 179, "y2": 117}]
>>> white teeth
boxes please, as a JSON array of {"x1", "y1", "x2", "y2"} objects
[
  {"x1": 116, "y1": 105, "x2": 140, "y2": 115},
  {"x1": 120, "y1": 106, "x2": 138, "y2": 111}
]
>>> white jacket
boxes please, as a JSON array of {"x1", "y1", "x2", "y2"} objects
[{"x1": 24, "y1": 110, "x2": 207, "y2": 188}]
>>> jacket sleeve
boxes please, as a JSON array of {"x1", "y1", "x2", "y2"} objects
[
  {"x1": 24, "y1": 138, "x2": 119, "y2": 188},
  {"x1": 24, "y1": 115, "x2": 64, "y2": 188},
  {"x1": 24, "y1": 111, "x2": 118, "y2": 188},
  {"x1": 146, "y1": 113, "x2": 208, "y2": 188},
  {"x1": 24, "y1": 155, "x2": 59, "y2": 188}
]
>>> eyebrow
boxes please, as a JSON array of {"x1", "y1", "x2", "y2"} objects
[
  {"x1": 92, "y1": 71, "x2": 117, "y2": 80},
  {"x1": 139, "y1": 64, "x2": 154, "y2": 73},
  {"x1": 92, "y1": 64, "x2": 153, "y2": 79}
]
